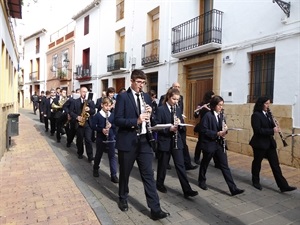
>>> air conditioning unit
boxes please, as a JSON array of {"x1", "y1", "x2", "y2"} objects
[{"x1": 223, "y1": 53, "x2": 234, "y2": 64}]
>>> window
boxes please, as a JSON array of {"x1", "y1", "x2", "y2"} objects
[
  {"x1": 36, "y1": 37, "x2": 40, "y2": 54},
  {"x1": 52, "y1": 54, "x2": 58, "y2": 74},
  {"x1": 84, "y1": 15, "x2": 89, "y2": 35},
  {"x1": 116, "y1": 0, "x2": 124, "y2": 21},
  {"x1": 249, "y1": 50, "x2": 275, "y2": 103},
  {"x1": 61, "y1": 50, "x2": 69, "y2": 77}
]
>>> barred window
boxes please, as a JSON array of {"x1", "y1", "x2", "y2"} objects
[{"x1": 249, "y1": 50, "x2": 275, "y2": 103}]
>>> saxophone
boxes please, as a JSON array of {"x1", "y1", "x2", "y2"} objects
[{"x1": 78, "y1": 100, "x2": 90, "y2": 126}]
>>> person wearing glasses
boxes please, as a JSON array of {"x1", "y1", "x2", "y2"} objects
[
  {"x1": 114, "y1": 69, "x2": 170, "y2": 220},
  {"x1": 198, "y1": 95, "x2": 244, "y2": 196}
]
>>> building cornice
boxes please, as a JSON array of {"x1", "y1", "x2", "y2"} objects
[
  {"x1": 24, "y1": 29, "x2": 47, "y2": 42},
  {"x1": 72, "y1": 0, "x2": 100, "y2": 20}
]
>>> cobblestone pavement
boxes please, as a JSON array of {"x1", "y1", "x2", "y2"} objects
[{"x1": 1, "y1": 109, "x2": 299, "y2": 225}]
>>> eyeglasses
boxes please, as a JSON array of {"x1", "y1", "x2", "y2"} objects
[{"x1": 135, "y1": 80, "x2": 147, "y2": 85}]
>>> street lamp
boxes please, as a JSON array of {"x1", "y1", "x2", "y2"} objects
[{"x1": 63, "y1": 59, "x2": 70, "y2": 69}]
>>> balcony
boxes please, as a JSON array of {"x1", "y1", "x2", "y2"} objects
[
  {"x1": 171, "y1": 9, "x2": 223, "y2": 58},
  {"x1": 142, "y1": 39, "x2": 160, "y2": 66},
  {"x1": 107, "y1": 52, "x2": 127, "y2": 72},
  {"x1": 75, "y1": 65, "x2": 92, "y2": 81},
  {"x1": 29, "y1": 71, "x2": 38, "y2": 82}
]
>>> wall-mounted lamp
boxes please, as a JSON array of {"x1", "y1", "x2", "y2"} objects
[{"x1": 63, "y1": 59, "x2": 70, "y2": 69}]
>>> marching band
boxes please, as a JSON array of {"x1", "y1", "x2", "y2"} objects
[{"x1": 34, "y1": 69, "x2": 297, "y2": 220}]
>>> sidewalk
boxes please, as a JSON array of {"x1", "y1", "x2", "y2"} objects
[
  {"x1": 1, "y1": 109, "x2": 300, "y2": 225},
  {"x1": 0, "y1": 113, "x2": 100, "y2": 225}
]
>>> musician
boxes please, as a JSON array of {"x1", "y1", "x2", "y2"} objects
[
  {"x1": 43, "y1": 89, "x2": 57, "y2": 136},
  {"x1": 114, "y1": 69, "x2": 169, "y2": 220},
  {"x1": 158, "y1": 82, "x2": 197, "y2": 170},
  {"x1": 64, "y1": 88, "x2": 80, "y2": 147},
  {"x1": 198, "y1": 95, "x2": 244, "y2": 196},
  {"x1": 70, "y1": 86, "x2": 95, "y2": 162},
  {"x1": 53, "y1": 88, "x2": 68, "y2": 143},
  {"x1": 31, "y1": 91, "x2": 39, "y2": 115},
  {"x1": 155, "y1": 88, "x2": 198, "y2": 198},
  {"x1": 38, "y1": 91, "x2": 46, "y2": 123},
  {"x1": 249, "y1": 96, "x2": 296, "y2": 192},
  {"x1": 42, "y1": 90, "x2": 50, "y2": 132},
  {"x1": 92, "y1": 97, "x2": 118, "y2": 183}
]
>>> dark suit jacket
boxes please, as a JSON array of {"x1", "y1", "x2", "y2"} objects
[
  {"x1": 43, "y1": 97, "x2": 57, "y2": 118},
  {"x1": 114, "y1": 88, "x2": 152, "y2": 151},
  {"x1": 92, "y1": 111, "x2": 116, "y2": 141},
  {"x1": 70, "y1": 98, "x2": 95, "y2": 126},
  {"x1": 155, "y1": 104, "x2": 184, "y2": 151},
  {"x1": 199, "y1": 110, "x2": 224, "y2": 152},
  {"x1": 249, "y1": 111, "x2": 276, "y2": 150}
]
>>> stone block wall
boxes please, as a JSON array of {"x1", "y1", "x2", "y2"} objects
[{"x1": 224, "y1": 104, "x2": 300, "y2": 168}]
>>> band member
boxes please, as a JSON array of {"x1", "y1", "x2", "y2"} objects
[
  {"x1": 70, "y1": 86, "x2": 95, "y2": 162},
  {"x1": 249, "y1": 96, "x2": 297, "y2": 192},
  {"x1": 31, "y1": 91, "x2": 39, "y2": 115},
  {"x1": 114, "y1": 69, "x2": 169, "y2": 220},
  {"x1": 95, "y1": 91, "x2": 106, "y2": 112},
  {"x1": 42, "y1": 90, "x2": 50, "y2": 132},
  {"x1": 155, "y1": 88, "x2": 198, "y2": 198},
  {"x1": 52, "y1": 88, "x2": 68, "y2": 143},
  {"x1": 158, "y1": 83, "x2": 197, "y2": 170},
  {"x1": 92, "y1": 97, "x2": 118, "y2": 183},
  {"x1": 44, "y1": 89, "x2": 57, "y2": 136},
  {"x1": 198, "y1": 95, "x2": 244, "y2": 196},
  {"x1": 64, "y1": 88, "x2": 80, "y2": 147},
  {"x1": 38, "y1": 91, "x2": 45, "y2": 123},
  {"x1": 193, "y1": 90, "x2": 218, "y2": 166}
]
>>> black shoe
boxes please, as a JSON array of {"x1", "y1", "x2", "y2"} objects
[
  {"x1": 194, "y1": 159, "x2": 200, "y2": 165},
  {"x1": 88, "y1": 157, "x2": 94, "y2": 162},
  {"x1": 78, "y1": 155, "x2": 83, "y2": 159},
  {"x1": 167, "y1": 164, "x2": 171, "y2": 170},
  {"x1": 280, "y1": 186, "x2": 297, "y2": 193},
  {"x1": 66, "y1": 143, "x2": 71, "y2": 148},
  {"x1": 111, "y1": 176, "x2": 119, "y2": 183},
  {"x1": 57, "y1": 139, "x2": 60, "y2": 143},
  {"x1": 185, "y1": 164, "x2": 198, "y2": 171},
  {"x1": 198, "y1": 182, "x2": 208, "y2": 190},
  {"x1": 118, "y1": 199, "x2": 128, "y2": 211},
  {"x1": 231, "y1": 188, "x2": 245, "y2": 196},
  {"x1": 156, "y1": 184, "x2": 167, "y2": 193},
  {"x1": 252, "y1": 183, "x2": 262, "y2": 190},
  {"x1": 150, "y1": 210, "x2": 170, "y2": 220},
  {"x1": 184, "y1": 190, "x2": 198, "y2": 198},
  {"x1": 93, "y1": 169, "x2": 99, "y2": 177}
]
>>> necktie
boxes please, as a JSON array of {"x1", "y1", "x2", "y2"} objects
[
  {"x1": 135, "y1": 93, "x2": 141, "y2": 115},
  {"x1": 171, "y1": 106, "x2": 174, "y2": 124}
]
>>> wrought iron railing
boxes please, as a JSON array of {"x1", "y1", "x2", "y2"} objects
[
  {"x1": 141, "y1": 39, "x2": 160, "y2": 66},
  {"x1": 107, "y1": 52, "x2": 127, "y2": 72},
  {"x1": 171, "y1": 9, "x2": 223, "y2": 54},
  {"x1": 29, "y1": 71, "x2": 38, "y2": 81},
  {"x1": 75, "y1": 65, "x2": 92, "y2": 78}
]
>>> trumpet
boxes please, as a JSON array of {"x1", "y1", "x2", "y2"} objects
[
  {"x1": 103, "y1": 111, "x2": 116, "y2": 144},
  {"x1": 140, "y1": 91, "x2": 156, "y2": 151},
  {"x1": 267, "y1": 108, "x2": 288, "y2": 147}
]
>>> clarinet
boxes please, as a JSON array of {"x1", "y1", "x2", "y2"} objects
[
  {"x1": 140, "y1": 91, "x2": 156, "y2": 151},
  {"x1": 267, "y1": 108, "x2": 288, "y2": 147},
  {"x1": 173, "y1": 105, "x2": 178, "y2": 150},
  {"x1": 220, "y1": 109, "x2": 227, "y2": 153},
  {"x1": 103, "y1": 111, "x2": 115, "y2": 144}
]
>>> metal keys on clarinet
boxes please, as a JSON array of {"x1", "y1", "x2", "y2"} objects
[
  {"x1": 103, "y1": 111, "x2": 115, "y2": 144},
  {"x1": 267, "y1": 108, "x2": 288, "y2": 147},
  {"x1": 140, "y1": 91, "x2": 156, "y2": 149},
  {"x1": 220, "y1": 109, "x2": 228, "y2": 153},
  {"x1": 172, "y1": 105, "x2": 179, "y2": 150}
]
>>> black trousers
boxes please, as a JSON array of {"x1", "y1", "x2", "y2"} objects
[
  {"x1": 118, "y1": 135, "x2": 161, "y2": 212},
  {"x1": 251, "y1": 147, "x2": 289, "y2": 189},
  {"x1": 157, "y1": 148, "x2": 193, "y2": 193},
  {"x1": 76, "y1": 123, "x2": 93, "y2": 159},
  {"x1": 66, "y1": 121, "x2": 77, "y2": 145},
  {"x1": 198, "y1": 144, "x2": 237, "y2": 193}
]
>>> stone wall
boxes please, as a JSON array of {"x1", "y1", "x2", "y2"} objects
[{"x1": 225, "y1": 104, "x2": 300, "y2": 168}]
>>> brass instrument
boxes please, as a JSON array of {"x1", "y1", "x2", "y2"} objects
[
  {"x1": 103, "y1": 111, "x2": 116, "y2": 144},
  {"x1": 78, "y1": 100, "x2": 90, "y2": 127},
  {"x1": 172, "y1": 105, "x2": 179, "y2": 150},
  {"x1": 51, "y1": 96, "x2": 68, "y2": 109},
  {"x1": 140, "y1": 91, "x2": 156, "y2": 150},
  {"x1": 267, "y1": 108, "x2": 288, "y2": 147}
]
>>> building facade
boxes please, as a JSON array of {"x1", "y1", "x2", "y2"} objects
[{"x1": 0, "y1": 0, "x2": 22, "y2": 158}]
